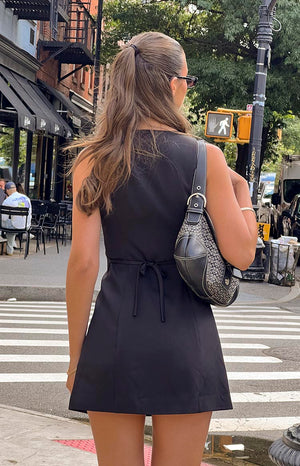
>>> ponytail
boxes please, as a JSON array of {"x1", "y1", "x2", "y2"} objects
[{"x1": 71, "y1": 32, "x2": 190, "y2": 215}]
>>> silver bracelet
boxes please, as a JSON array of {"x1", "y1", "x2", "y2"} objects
[{"x1": 241, "y1": 207, "x2": 255, "y2": 213}]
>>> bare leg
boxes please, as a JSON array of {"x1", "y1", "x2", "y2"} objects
[
  {"x1": 88, "y1": 411, "x2": 146, "y2": 466},
  {"x1": 151, "y1": 411, "x2": 212, "y2": 466}
]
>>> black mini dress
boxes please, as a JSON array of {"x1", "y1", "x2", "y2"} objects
[{"x1": 69, "y1": 130, "x2": 232, "y2": 415}]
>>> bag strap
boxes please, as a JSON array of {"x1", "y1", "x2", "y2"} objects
[{"x1": 186, "y1": 140, "x2": 207, "y2": 225}]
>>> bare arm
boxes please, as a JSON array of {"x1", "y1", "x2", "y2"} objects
[
  {"x1": 206, "y1": 143, "x2": 257, "y2": 270},
  {"x1": 66, "y1": 156, "x2": 101, "y2": 392}
]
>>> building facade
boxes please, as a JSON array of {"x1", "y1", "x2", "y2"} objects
[{"x1": 0, "y1": 0, "x2": 102, "y2": 201}]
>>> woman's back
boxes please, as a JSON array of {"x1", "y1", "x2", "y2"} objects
[{"x1": 101, "y1": 130, "x2": 197, "y2": 260}]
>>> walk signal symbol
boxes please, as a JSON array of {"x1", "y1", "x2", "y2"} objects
[{"x1": 205, "y1": 111, "x2": 233, "y2": 139}]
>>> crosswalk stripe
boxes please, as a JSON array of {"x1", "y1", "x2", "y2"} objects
[
  {"x1": 0, "y1": 355, "x2": 69, "y2": 362},
  {"x1": 224, "y1": 356, "x2": 281, "y2": 363},
  {"x1": 214, "y1": 314, "x2": 300, "y2": 320},
  {"x1": 214, "y1": 309, "x2": 291, "y2": 313},
  {"x1": 217, "y1": 325, "x2": 300, "y2": 331},
  {"x1": 220, "y1": 333, "x2": 300, "y2": 339},
  {"x1": 209, "y1": 417, "x2": 300, "y2": 432},
  {"x1": 227, "y1": 372, "x2": 300, "y2": 380},
  {"x1": 216, "y1": 319, "x2": 300, "y2": 325},
  {"x1": 230, "y1": 391, "x2": 300, "y2": 403},
  {"x1": 0, "y1": 308, "x2": 67, "y2": 314},
  {"x1": 0, "y1": 373, "x2": 66, "y2": 382},
  {"x1": 0, "y1": 319, "x2": 68, "y2": 325},
  {"x1": 0, "y1": 313, "x2": 67, "y2": 318},
  {"x1": 221, "y1": 343, "x2": 269, "y2": 349},
  {"x1": 0, "y1": 340, "x2": 69, "y2": 347},
  {"x1": 0, "y1": 328, "x2": 68, "y2": 334}
]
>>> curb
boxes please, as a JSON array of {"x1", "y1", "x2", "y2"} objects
[
  {"x1": 237, "y1": 280, "x2": 300, "y2": 306},
  {"x1": 0, "y1": 403, "x2": 85, "y2": 425},
  {"x1": 0, "y1": 286, "x2": 100, "y2": 302}
]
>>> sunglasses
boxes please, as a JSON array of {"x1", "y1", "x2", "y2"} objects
[{"x1": 176, "y1": 75, "x2": 198, "y2": 88}]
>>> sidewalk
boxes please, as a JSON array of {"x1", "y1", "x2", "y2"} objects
[
  {"x1": 0, "y1": 238, "x2": 299, "y2": 304},
  {"x1": 0, "y1": 405, "x2": 216, "y2": 466},
  {"x1": 0, "y1": 239, "x2": 299, "y2": 465}
]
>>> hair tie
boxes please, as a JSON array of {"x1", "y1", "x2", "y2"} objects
[{"x1": 130, "y1": 44, "x2": 140, "y2": 56}]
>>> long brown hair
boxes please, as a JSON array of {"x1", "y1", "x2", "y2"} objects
[{"x1": 72, "y1": 31, "x2": 190, "y2": 215}]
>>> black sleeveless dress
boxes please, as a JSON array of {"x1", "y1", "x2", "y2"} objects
[{"x1": 69, "y1": 131, "x2": 232, "y2": 415}]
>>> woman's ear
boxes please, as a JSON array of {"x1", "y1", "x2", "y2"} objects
[{"x1": 169, "y1": 77, "x2": 177, "y2": 96}]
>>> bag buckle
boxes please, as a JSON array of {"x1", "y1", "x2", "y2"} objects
[{"x1": 187, "y1": 192, "x2": 207, "y2": 208}]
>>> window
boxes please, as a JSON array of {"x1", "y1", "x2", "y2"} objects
[{"x1": 30, "y1": 28, "x2": 35, "y2": 45}]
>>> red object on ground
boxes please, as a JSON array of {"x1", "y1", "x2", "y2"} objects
[{"x1": 54, "y1": 439, "x2": 214, "y2": 465}]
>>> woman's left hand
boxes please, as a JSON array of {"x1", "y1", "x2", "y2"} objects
[{"x1": 66, "y1": 372, "x2": 76, "y2": 393}]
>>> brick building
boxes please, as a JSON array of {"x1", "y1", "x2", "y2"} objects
[{"x1": 0, "y1": 0, "x2": 102, "y2": 201}]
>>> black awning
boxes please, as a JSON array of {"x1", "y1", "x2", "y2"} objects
[
  {"x1": 0, "y1": 66, "x2": 51, "y2": 133},
  {"x1": 0, "y1": 74, "x2": 35, "y2": 131},
  {"x1": 38, "y1": 79, "x2": 93, "y2": 133},
  {"x1": 0, "y1": 65, "x2": 72, "y2": 137},
  {"x1": 28, "y1": 83, "x2": 73, "y2": 139}
]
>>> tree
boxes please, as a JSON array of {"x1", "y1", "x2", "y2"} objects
[{"x1": 101, "y1": 0, "x2": 300, "y2": 174}]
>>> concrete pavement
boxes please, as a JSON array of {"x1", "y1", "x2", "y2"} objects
[{"x1": 0, "y1": 238, "x2": 299, "y2": 465}]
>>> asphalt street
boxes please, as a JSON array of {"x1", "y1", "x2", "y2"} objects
[{"x1": 0, "y1": 299, "x2": 299, "y2": 443}]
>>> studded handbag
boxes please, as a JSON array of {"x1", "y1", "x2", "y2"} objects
[{"x1": 174, "y1": 140, "x2": 240, "y2": 307}]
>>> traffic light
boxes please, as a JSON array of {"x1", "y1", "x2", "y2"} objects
[
  {"x1": 205, "y1": 111, "x2": 233, "y2": 139},
  {"x1": 237, "y1": 115, "x2": 252, "y2": 140}
]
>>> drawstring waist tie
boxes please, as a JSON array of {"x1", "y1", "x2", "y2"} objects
[{"x1": 108, "y1": 259, "x2": 175, "y2": 323}]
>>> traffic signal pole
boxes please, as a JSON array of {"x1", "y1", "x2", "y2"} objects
[{"x1": 247, "y1": 0, "x2": 277, "y2": 205}]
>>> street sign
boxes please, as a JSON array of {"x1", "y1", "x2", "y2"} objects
[
  {"x1": 246, "y1": 104, "x2": 253, "y2": 111},
  {"x1": 257, "y1": 222, "x2": 270, "y2": 241},
  {"x1": 205, "y1": 111, "x2": 233, "y2": 139}
]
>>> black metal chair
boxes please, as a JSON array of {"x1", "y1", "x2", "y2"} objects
[
  {"x1": 0, "y1": 205, "x2": 30, "y2": 259},
  {"x1": 58, "y1": 202, "x2": 72, "y2": 245},
  {"x1": 43, "y1": 201, "x2": 60, "y2": 253},
  {"x1": 29, "y1": 201, "x2": 48, "y2": 255}
]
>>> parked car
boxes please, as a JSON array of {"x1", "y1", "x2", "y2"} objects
[
  {"x1": 259, "y1": 181, "x2": 275, "y2": 207},
  {"x1": 271, "y1": 155, "x2": 300, "y2": 237},
  {"x1": 281, "y1": 194, "x2": 300, "y2": 241}
]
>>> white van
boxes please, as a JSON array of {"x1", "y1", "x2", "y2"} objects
[{"x1": 271, "y1": 155, "x2": 300, "y2": 237}]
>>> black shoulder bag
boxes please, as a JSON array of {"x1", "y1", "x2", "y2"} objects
[{"x1": 174, "y1": 140, "x2": 240, "y2": 307}]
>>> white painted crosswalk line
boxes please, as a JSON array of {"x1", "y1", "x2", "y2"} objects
[
  {"x1": 0, "y1": 340, "x2": 69, "y2": 347},
  {"x1": 0, "y1": 313, "x2": 67, "y2": 318},
  {"x1": 0, "y1": 373, "x2": 66, "y2": 382},
  {"x1": 216, "y1": 319, "x2": 300, "y2": 325},
  {"x1": 230, "y1": 391, "x2": 300, "y2": 403},
  {"x1": 224, "y1": 356, "x2": 281, "y2": 363},
  {"x1": 0, "y1": 319, "x2": 68, "y2": 325},
  {"x1": 228, "y1": 372, "x2": 300, "y2": 380},
  {"x1": 220, "y1": 333, "x2": 300, "y2": 339},
  {"x1": 0, "y1": 355, "x2": 69, "y2": 362},
  {"x1": 214, "y1": 314, "x2": 300, "y2": 320},
  {"x1": 0, "y1": 328, "x2": 68, "y2": 334},
  {"x1": 221, "y1": 343, "x2": 269, "y2": 349},
  {"x1": 217, "y1": 325, "x2": 300, "y2": 331}
]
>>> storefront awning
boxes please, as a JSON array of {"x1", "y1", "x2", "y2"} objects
[
  {"x1": 38, "y1": 79, "x2": 92, "y2": 133},
  {"x1": 0, "y1": 74, "x2": 35, "y2": 131},
  {"x1": 0, "y1": 65, "x2": 72, "y2": 138}
]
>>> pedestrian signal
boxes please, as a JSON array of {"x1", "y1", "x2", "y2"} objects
[
  {"x1": 205, "y1": 111, "x2": 233, "y2": 139},
  {"x1": 237, "y1": 115, "x2": 252, "y2": 140}
]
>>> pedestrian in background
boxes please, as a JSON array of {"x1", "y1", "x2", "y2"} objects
[
  {"x1": 1, "y1": 181, "x2": 31, "y2": 255},
  {"x1": 66, "y1": 31, "x2": 257, "y2": 466},
  {"x1": 16, "y1": 182, "x2": 26, "y2": 194},
  {"x1": 0, "y1": 178, "x2": 6, "y2": 205}
]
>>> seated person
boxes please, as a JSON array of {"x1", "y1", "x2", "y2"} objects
[
  {"x1": 2, "y1": 181, "x2": 32, "y2": 256},
  {"x1": 0, "y1": 178, "x2": 6, "y2": 205}
]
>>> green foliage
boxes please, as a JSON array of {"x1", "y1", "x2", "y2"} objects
[
  {"x1": 101, "y1": 0, "x2": 300, "y2": 170},
  {"x1": 0, "y1": 128, "x2": 27, "y2": 167}
]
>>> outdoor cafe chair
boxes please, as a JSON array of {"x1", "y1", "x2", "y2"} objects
[
  {"x1": 0, "y1": 205, "x2": 30, "y2": 259},
  {"x1": 43, "y1": 201, "x2": 60, "y2": 253},
  {"x1": 29, "y1": 201, "x2": 48, "y2": 255}
]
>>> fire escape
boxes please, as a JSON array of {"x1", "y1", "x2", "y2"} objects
[
  {"x1": 4, "y1": 0, "x2": 69, "y2": 23},
  {"x1": 39, "y1": 0, "x2": 95, "y2": 81}
]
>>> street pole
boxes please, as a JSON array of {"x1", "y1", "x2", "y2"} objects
[
  {"x1": 247, "y1": 0, "x2": 277, "y2": 205},
  {"x1": 93, "y1": 0, "x2": 104, "y2": 123}
]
